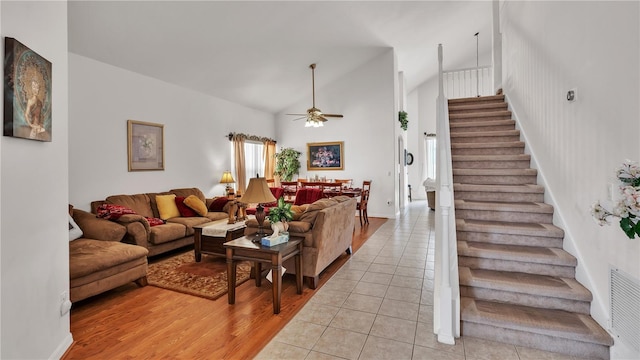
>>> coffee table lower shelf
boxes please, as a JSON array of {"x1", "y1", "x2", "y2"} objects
[{"x1": 193, "y1": 221, "x2": 246, "y2": 262}]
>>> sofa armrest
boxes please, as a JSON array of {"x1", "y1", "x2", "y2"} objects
[
  {"x1": 112, "y1": 214, "x2": 151, "y2": 248},
  {"x1": 72, "y1": 209, "x2": 126, "y2": 242}
]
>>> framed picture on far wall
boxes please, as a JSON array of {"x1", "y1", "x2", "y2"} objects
[
  {"x1": 4, "y1": 37, "x2": 53, "y2": 142},
  {"x1": 307, "y1": 141, "x2": 344, "y2": 171},
  {"x1": 127, "y1": 120, "x2": 164, "y2": 171}
]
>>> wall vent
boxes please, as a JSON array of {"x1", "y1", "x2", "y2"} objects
[{"x1": 610, "y1": 267, "x2": 640, "y2": 352}]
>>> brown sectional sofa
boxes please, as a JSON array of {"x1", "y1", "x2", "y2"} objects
[
  {"x1": 244, "y1": 196, "x2": 357, "y2": 289},
  {"x1": 69, "y1": 206, "x2": 149, "y2": 302},
  {"x1": 91, "y1": 188, "x2": 232, "y2": 257}
]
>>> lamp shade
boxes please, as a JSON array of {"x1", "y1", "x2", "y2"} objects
[
  {"x1": 220, "y1": 171, "x2": 235, "y2": 184},
  {"x1": 242, "y1": 177, "x2": 276, "y2": 204}
]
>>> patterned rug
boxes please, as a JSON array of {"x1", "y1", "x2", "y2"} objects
[{"x1": 147, "y1": 251, "x2": 252, "y2": 300}]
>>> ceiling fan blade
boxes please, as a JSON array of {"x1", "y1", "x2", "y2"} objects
[
  {"x1": 292, "y1": 116, "x2": 307, "y2": 121},
  {"x1": 322, "y1": 114, "x2": 343, "y2": 118},
  {"x1": 286, "y1": 113, "x2": 308, "y2": 116},
  {"x1": 318, "y1": 116, "x2": 328, "y2": 122}
]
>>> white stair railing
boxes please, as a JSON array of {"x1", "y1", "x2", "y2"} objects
[
  {"x1": 443, "y1": 65, "x2": 493, "y2": 99},
  {"x1": 433, "y1": 44, "x2": 460, "y2": 345}
]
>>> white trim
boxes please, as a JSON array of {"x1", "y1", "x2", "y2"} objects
[{"x1": 49, "y1": 333, "x2": 73, "y2": 360}]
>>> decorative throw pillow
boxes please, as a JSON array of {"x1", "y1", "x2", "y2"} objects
[
  {"x1": 145, "y1": 217, "x2": 165, "y2": 227},
  {"x1": 184, "y1": 195, "x2": 208, "y2": 216},
  {"x1": 156, "y1": 194, "x2": 181, "y2": 220},
  {"x1": 174, "y1": 196, "x2": 198, "y2": 217},
  {"x1": 209, "y1": 197, "x2": 229, "y2": 212},
  {"x1": 96, "y1": 204, "x2": 137, "y2": 220},
  {"x1": 290, "y1": 205, "x2": 308, "y2": 221},
  {"x1": 69, "y1": 214, "x2": 83, "y2": 241}
]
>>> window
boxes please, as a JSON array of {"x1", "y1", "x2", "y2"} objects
[{"x1": 244, "y1": 140, "x2": 264, "y2": 185}]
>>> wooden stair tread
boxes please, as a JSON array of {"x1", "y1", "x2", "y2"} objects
[
  {"x1": 448, "y1": 95, "x2": 505, "y2": 104},
  {"x1": 451, "y1": 141, "x2": 524, "y2": 149},
  {"x1": 450, "y1": 119, "x2": 515, "y2": 128},
  {"x1": 449, "y1": 110, "x2": 512, "y2": 120},
  {"x1": 461, "y1": 297, "x2": 613, "y2": 346},
  {"x1": 453, "y1": 168, "x2": 537, "y2": 176},
  {"x1": 450, "y1": 129, "x2": 519, "y2": 138}
]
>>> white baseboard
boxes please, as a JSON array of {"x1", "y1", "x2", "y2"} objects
[{"x1": 50, "y1": 333, "x2": 73, "y2": 360}]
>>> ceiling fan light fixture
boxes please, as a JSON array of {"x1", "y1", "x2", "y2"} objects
[{"x1": 305, "y1": 118, "x2": 324, "y2": 128}]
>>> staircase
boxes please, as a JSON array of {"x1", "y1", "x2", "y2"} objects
[{"x1": 449, "y1": 95, "x2": 614, "y2": 359}]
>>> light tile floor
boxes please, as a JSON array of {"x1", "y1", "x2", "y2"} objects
[{"x1": 256, "y1": 200, "x2": 582, "y2": 360}]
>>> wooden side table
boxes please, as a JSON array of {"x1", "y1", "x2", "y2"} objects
[{"x1": 224, "y1": 236, "x2": 303, "y2": 314}]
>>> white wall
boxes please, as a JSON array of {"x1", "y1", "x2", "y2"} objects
[
  {"x1": 502, "y1": 2, "x2": 640, "y2": 358},
  {"x1": 275, "y1": 51, "x2": 398, "y2": 218},
  {"x1": 69, "y1": 54, "x2": 275, "y2": 211},
  {"x1": 1, "y1": 1, "x2": 71, "y2": 359}
]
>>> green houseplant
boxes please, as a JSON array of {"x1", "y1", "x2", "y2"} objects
[
  {"x1": 267, "y1": 197, "x2": 294, "y2": 237},
  {"x1": 398, "y1": 111, "x2": 408, "y2": 131},
  {"x1": 274, "y1": 148, "x2": 301, "y2": 181}
]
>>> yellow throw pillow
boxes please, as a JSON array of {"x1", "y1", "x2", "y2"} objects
[
  {"x1": 184, "y1": 195, "x2": 208, "y2": 216},
  {"x1": 156, "y1": 194, "x2": 181, "y2": 220}
]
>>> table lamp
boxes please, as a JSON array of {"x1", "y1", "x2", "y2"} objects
[
  {"x1": 241, "y1": 177, "x2": 276, "y2": 240},
  {"x1": 220, "y1": 171, "x2": 235, "y2": 197}
]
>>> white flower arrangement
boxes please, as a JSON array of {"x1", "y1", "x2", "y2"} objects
[{"x1": 591, "y1": 159, "x2": 640, "y2": 239}]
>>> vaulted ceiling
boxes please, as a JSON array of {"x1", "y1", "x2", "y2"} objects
[{"x1": 68, "y1": 1, "x2": 493, "y2": 114}]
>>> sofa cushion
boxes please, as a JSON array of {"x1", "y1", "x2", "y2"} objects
[
  {"x1": 148, "y1": 222, "x2": 187, "y2": 245},
  {"x1": 167, "y1": 216, "x2": 210, "y2": 236},
  {"x1": 156, "y1": 194, "x2": 181, "y2": 220},
  {"x1": 299, "y1": 198, "x2": 338, "y2": 224},
  {"x1": 175, "y1": 196, "x2": 199, "y2": 217},
  {"x1": 69, "y1": 239, "x2": 148, "y2": 280},
  {"x1": 286, "y1": 220, "x2": 312, "y2": 233},
  {"x1": 96, "y1": 204, "x2": 137, "y2": 220},
  {"x1": 205, "y1": 211, "x2": 229, "y2": 221},
  {"x1": 106, "y1": 194, "x2": 154, "y2": 218},
  {"x1": 209, "y1": 197, "x2": 229, "y2": 212},
  {"x1": 184, "y1": 195, "x2": 208, "y2": 216}
]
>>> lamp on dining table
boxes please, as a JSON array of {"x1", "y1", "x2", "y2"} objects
[{"x1": 241, "y1": 177, "x2": 276, "y2": 240}]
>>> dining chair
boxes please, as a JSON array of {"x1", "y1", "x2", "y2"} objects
[
  {"x1": 281, "y1": 181, "x2": 298, "y2": 203},
  {"x1": 357, "y1": 189, "x2": 370, "y2": 226}
]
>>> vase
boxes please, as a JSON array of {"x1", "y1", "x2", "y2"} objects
[{"x1": 270, "y1": 221, "x2": 289, "y2": 238}]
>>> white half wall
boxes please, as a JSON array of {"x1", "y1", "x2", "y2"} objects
[
  {"x1": 69, "y1": 54, "x2": 275, "y2": 211},
  {"x1": 502, "y1": 2, "x2": 640, "y2": 358},
  {"x1": 275, "y1": 50, "x2": 398, "y2": 219},
  {"x1": 1, "y1": 1, "x2": 71, "y2": 359}
]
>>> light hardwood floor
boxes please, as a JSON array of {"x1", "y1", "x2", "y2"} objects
[{"x1": 63, "y1": 218, "x2": 386, "y2": 360}]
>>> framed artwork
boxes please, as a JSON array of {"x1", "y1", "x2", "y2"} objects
[
  {"x1": 127, "y1": 120, "x2": 164, "y2": 171},
  {"x1": 307, "y1": 141, "x2": 344, "y2": 171},
  {"x1": 3, "y1": 37, "x2": 52, "y2": 142}
]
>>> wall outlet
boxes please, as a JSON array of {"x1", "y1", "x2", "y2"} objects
[{"x1": 60, "y1": 291, "x2": 72, "y2": 316}]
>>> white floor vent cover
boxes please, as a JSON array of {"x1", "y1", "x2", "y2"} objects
[{"x1": 610, "y1": 267, "x2": 640, "y2": 352}]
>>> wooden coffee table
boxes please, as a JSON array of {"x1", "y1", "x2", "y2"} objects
[
  {"x1": 224, "y1": 236, "x2": 303, "y2": 314},
  {"x1": 193, "y1": 220, "x2": 246, "y2": 262}
]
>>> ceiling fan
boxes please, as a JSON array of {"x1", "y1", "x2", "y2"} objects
[{"x1": 287, "y1": 63, "x2": 343, "y2": 127}]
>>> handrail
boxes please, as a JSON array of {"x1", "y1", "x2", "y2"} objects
[{"x1": 434, "y1": 44, "x2": 460, "y2": 345}]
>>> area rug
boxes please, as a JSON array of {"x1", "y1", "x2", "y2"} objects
[{"x1": 147, "y1": 251, "x2": 252, "y2": 300}]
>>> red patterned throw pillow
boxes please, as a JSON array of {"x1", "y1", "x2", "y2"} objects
[
  {"x1": 96, "y1": 204, "x2": 136, "y2": 220},
  {"x1": 209, "y1": 197, "x2": 229, "y2": 212},
  {"x1": 174, "y1": 196, "x2": 198, "y2": 217},
  {"x1": 145, "y1": 217, "x2": 165, "y2": 227}
]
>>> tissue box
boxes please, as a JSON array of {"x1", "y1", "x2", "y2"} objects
[{"x1": 261, "y1": 233, "x2": 289, "y2": 247}]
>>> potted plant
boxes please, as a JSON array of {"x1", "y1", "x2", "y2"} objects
[
  {"x1": 398, "y1": 110, "x2": 408, "y2": 131},
  {"x1": 267, "y1": 197, "x2": 294, "y2": 238},
  {"x1": 274, "y1": 148, "x2": 301, "y2": 182}
]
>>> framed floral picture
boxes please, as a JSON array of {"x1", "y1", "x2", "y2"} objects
[
  {"x1": 127, "y1": 120, "x2": 164, "y2": 171},
  {"x1": 307, "y1": 141, "x2": 344, "y2": 171}
]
